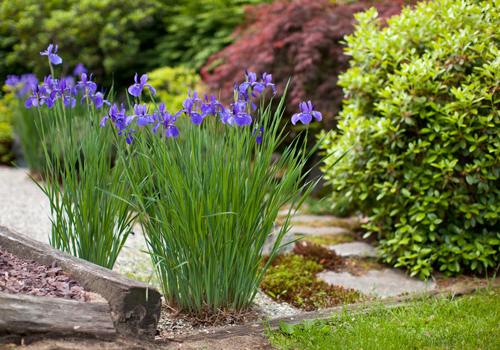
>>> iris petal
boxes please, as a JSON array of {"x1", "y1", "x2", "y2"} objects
[{"x1": 128, "y1": 84, "x2": 143, "y2": 97}]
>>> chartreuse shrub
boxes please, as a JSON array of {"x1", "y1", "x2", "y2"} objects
[
  {"x1": 320, "y1": 0, "x2": 500, "y2": 278},
  {"x1": 0, "y1": 88, "x2": 16, "y2": 164},
  {"x1": 21, "y1": 46, "x2": 134, "y2": 269},
  {"x1": 146, "y1": 66, "x2": 203, "y2": 111},
  {"x1": 99, "y1": 70, "x2": 324, "y2": 315}
]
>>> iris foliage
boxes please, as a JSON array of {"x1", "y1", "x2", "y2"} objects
[
  {"x1": 121, "y1": 97, "x2": 314, "y2": 313},
  {"x1": 23, "y1": 54, "x2": 134, "y2": 269},
  {"x1": 19, "y1": 43, "x2": 323, "y2": 314}
]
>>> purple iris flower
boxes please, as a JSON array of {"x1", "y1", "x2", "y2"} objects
[
  {"x1": 42, "y1": 75, "x2": 57, "y2": 91},
  {"x1": 6, "y1": 74, "x2": 39, "y2": 98},
  {"x1": 55, "y1": 78, "x2": 76, "y2": 108},
  {"x1": 73, "y1": 63, "x2": 87, "y2": 77},
  {"x1": 36, "y1": 78, "x2": 57, "y2": 108},
  {"x1": 25, "y1": 86, "x2": 41, "y2": 108},
  {"x1": 237, "y1": 72, "x2": 256, "y2": 101},
  {"x1": 255, "y1": 73, "x2": 276, "y2": 94},
  {"x1": 237, "y1": 70, "x2": 276, "y2": 101},
  {"x1": 56, "y1": 77, "x2": 69, "y2": 94},
  {"x1": 133, "y1": 104, "x2": 154, "y2": 127},
  {"x1": 40, "y1": 44, "x2": 63, "y2": 65},
  {"x1": 5, "y1": 75, "x2": 20, "y2": 87},
  {"x1": 153, "y1": 103, "x2": 180, "y2": 138},
  {"x1": 255, "y1": 126, "x2": 264, "y2": 145},
  {"x1": 23, "y1": 82, "x2": 54, "y2": 108},
  {"x1": 19, "y1": 74, "x2": 39, "y2": 97},
  {"x1": 227, "y1": 101, "x2": 252, "y2": 126},
  {"x1": 128, "y1": 73, "x2": 156, "y2": 98},
  {"x1": 63, "y1": 76, "x2": 75, "y2": 88},
  {"x1": 291, "y1": 101, "x2": 322, "y2": 125},
  {"x1": 182, "y1": 90, "x2": 205, "y2": 125},
  {"x1": 201, "y1": 95, "x2": 226, "y2": 119},
  {"x1": 125, "y1": 129, "x2": 136, "y2": 145},
  {"x1": 63, "y1": 95, "x2": 76, "y2": 108},
  {"x1": 100, "y1": 103, "x2": 134, "y2": 136},
  {"x1": 92, "y1": 92, "x2": 110, "y2": 109},
  {"x1": 76, "y1": 73, "x2": 97, "y2": 95},
  {"x1": 239, "y1": 71, "x2": 257, "y2": 94}
]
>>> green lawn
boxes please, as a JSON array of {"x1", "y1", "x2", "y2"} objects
[{"x1": 268, "y1": 288, "x2": 500, "y2": 350}]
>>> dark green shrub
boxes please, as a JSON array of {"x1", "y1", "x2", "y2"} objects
[
  {"x1": 0, "y1": 0, "x2": 164, "y2": 88},
  {"x1": 320, "y1": 0, "x2": 500, "y2": 278},
  {"x1": 154, "y1": 0, "x2": 268, "y2": 70},
  {"x1": 0, "y1": 0, "x2": 267, "y2": 86}
]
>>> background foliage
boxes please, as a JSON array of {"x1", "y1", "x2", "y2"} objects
[
  {"x1": 147, "y1": 66, "x2": 203, "y2": 112},
  {"x1": 321, "y1": 0, "x2": 500, "y2": 278},
  {"x1": 0, "y1": 0, "x2": 266, "y2": 88},
  {"x1": 153, "y1": 0, "x2": 268, "y2": 70},
  {"x1": 0, "y1": 0, "x2": 165, "y2": 88},
  {"x1": 201, "y1": 0, "x2": 408, "y2": 132},
  {"x1": 0, "y1": 89, "x2": 15, "y2": 164}
]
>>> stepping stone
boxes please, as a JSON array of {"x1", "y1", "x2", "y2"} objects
[
  {"x1": 263, "y1": 225, "x2": 352, "y2": 255},
  {"x1": 318, "y1": 269, "x2": 435, "y2": 298},
  {"x1": 291, "y1": 215, "x2": 362, "y2": 230},
  {"x1": 278, "y1": 209, "x2": 299, "y2": 217},
  {"x1": 262, "y1": 231, "x2": 296, "y2": 256},
  {"x1": 329, "y1": 242, "x2": 377, "y2": 258},
  {"x1": 286, "y1": 225, "x2": 351, "y2": 236}
]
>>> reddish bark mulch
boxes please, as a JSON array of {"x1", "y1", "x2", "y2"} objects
[{"x1": 0, "y1": 248, "x2": 90, "y2": 302}]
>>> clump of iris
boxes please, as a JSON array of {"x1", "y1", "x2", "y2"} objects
[
  {"x1": 100, "y1": 68, "x2": 321, "y2": 144},
  {"x1": 8, "y1": 45, "x2": 107, "y2": 111},
  {"x1": 9, "y1": 45, "x2": 322, "y2": 137}
]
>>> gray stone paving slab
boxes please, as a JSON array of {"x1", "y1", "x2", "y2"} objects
[
  {"x1": 262, "y1": 224, "x2": 351, "y2": 255},
  {"x1": 287, "y1": 225, "x2": 350, "y2": 236},
  {"x1": 291, "y1": 214, "x2": 361, "y2": 229},
  {"x1": 318, "y1": 269, "x2": 435, "y2": 298},
  {"x1": 329, "y1": 241, "x2": 377, "y2": 258}
]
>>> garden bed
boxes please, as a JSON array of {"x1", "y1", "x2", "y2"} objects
[
  {"x1": 0, "y1": 248, "x2": 94, "y2": 302},
  {"x1": 0, "y1": 225, "x2": 161, "y2": 338}
]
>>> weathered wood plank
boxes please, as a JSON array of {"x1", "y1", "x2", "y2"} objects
[
  {"x1": 0, "y1": 226, "x2": 161, "y2": 336},
  {"x1": 0, "y1": 291, "x2": 115, "y2": 338}
]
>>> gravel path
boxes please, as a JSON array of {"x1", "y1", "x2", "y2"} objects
[
  {"x1": 0, "y1": 166, "x2": 51, "y2": 243},
  {"x1": 0, "y1": 166, "x2": 151, "y2": 279}
]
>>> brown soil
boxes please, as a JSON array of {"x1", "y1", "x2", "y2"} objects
[
  {"x1": 0, "y1": 248, "x2": 90, "y2": 301},
  {"x1": 293, "y1": 240, "x2": 343, "y2": 270},
  {"x1": 156, "y1": 303, "x2": 260, "y2": 340},
  {"x1": 341, "y1": 257, "x2": 386, "y2": 276}
]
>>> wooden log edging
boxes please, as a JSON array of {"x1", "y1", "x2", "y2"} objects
[
  {"x1": 0, "y1": 226, "x2": 161, "y2": 337},
  {"x1": 0, "y1": 291, "x2": 115, "y2": 339}
]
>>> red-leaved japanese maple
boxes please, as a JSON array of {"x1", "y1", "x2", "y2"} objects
[{"x1": 201, "y1": 0, "x2": 410, "y2": 130}]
